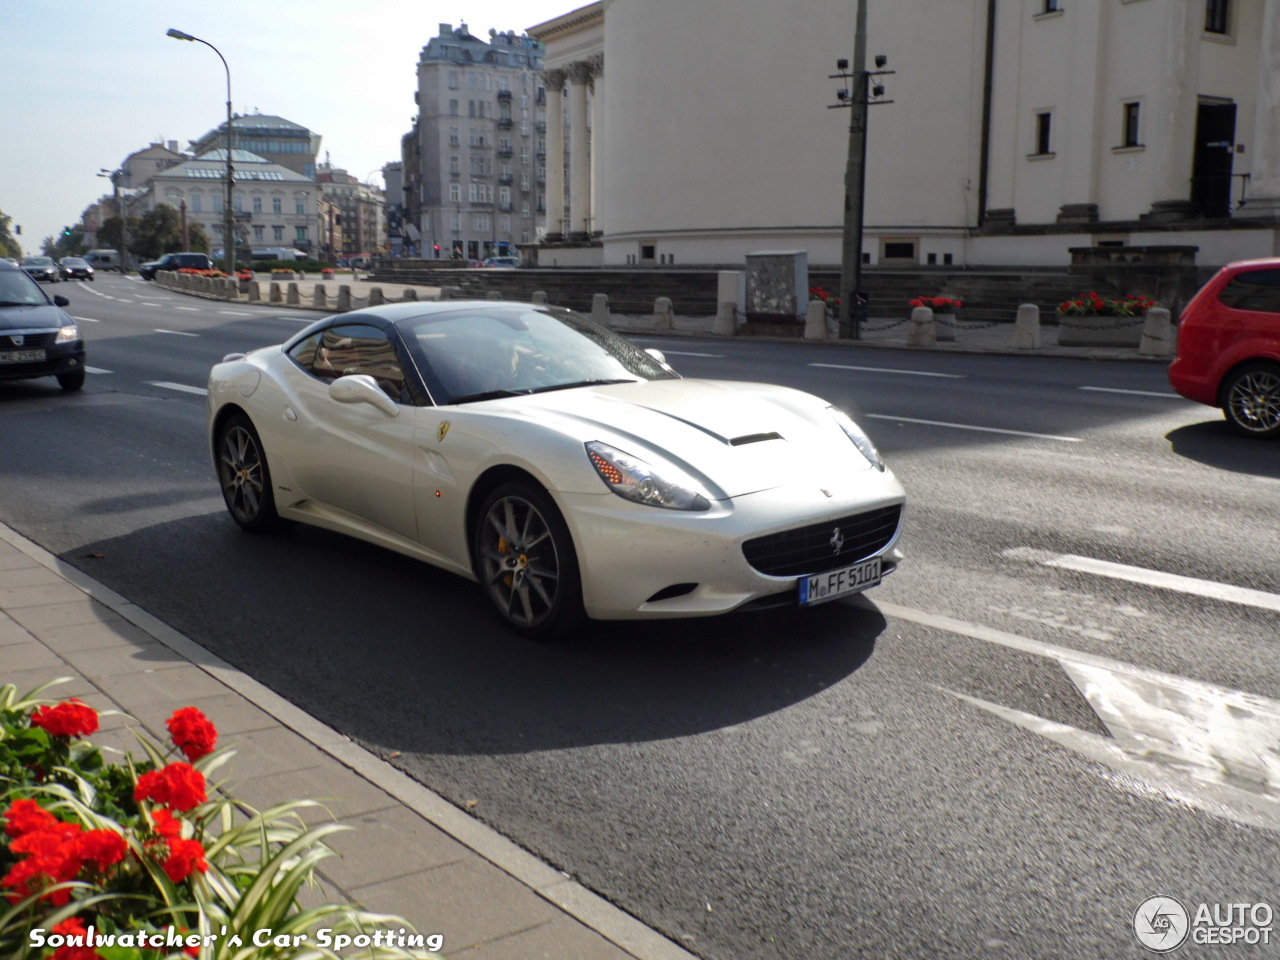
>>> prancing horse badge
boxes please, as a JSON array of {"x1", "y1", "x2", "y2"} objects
[{"x1": 437, "y1": 421, "x2": 451, "y2": 442}]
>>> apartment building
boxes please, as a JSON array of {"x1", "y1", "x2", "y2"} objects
[{"x1": 402, "y1": 22, "x2": 546, "y2": 261}]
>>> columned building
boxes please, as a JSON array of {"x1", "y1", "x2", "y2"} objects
[{"x1": 528, "y1": 0, "x2": 1280, "y2": 270}]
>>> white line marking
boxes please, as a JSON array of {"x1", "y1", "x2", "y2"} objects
[
  {"x1": 71, "y1": 316, "x2": 99, "y2": 323},
  {"x1": 116, "y1": 299, "x2": 133, "y2": 303},
  {"x1": 1003, "y1": 547, "x2": 1280, "y2": 613},
  {"x1": 175, "y1": 306, "x2": 200, "y2": 312},
  {"x1": 140, "y1": 302, "x2": 160, "y2": 308},
  {"x1": 865, "y1": 414, "x2": 1082, "y2": 442},
  {"x1": 154, "y1": 329, "x2": 199, "y2": 337},
  {"x1": 810, "y1": 363, "x2": 966, "y2": 379},
  {"x1": 84, "y1": 366, "x2": 112, "y2": 374},
  {"x1": 661, "y1": 350, "x2": 723, "y2": 358},
  {"x1": 1079, "y1": 386, "x2": 1183, "y2": 399},
  {"x1": 218, "y1": 311, "x2": 252, "y2": 316},
  {"x1": 147, "y1": 381, "x2": 207, "y2": 396}
]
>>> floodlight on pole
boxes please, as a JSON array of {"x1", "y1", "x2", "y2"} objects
[{"x1": 167, "y1": 28, "x2": 235, "y2": 273}]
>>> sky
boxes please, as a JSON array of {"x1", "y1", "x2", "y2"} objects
[{"x1": 0, "y1": 0, "x2": 580, "y2": 255}]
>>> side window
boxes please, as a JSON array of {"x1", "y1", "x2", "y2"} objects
[
  {"x1": 286, "y1": 332, "x2": 322, "y2": 372},
  {"x1": 1218, "y1": 269, "x2": 1280, "y2": 314},
  {"x1": 311, "y1": 324, "x2": 410, "y2": 402}
]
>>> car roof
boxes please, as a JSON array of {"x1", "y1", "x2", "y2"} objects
[{"x1": 0, "y1": 260, "x2": 19, "y2": 272}]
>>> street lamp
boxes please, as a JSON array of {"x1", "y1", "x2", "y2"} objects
[
  {"x1": 97, "y1": 168, "x2": 127, "y2": 272},
  {"x1": 167, "y1": 192, "x2": 190, "y2": 251},
  {"x1": 167, "y1": 28, "x2": 236, "y2": 273}
]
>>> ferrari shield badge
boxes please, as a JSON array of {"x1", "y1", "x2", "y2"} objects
[{"x1": 437, "y1": 421, "x2": 451, "y2": 442}]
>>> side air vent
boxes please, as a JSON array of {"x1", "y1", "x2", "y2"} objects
[{"x1": 645, "y1": 583, "x2": 699, "y2": 602}]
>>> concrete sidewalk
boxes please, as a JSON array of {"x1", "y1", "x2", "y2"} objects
[{"x1": 0, "y1": 521, "x2": 697, "y2": 960}]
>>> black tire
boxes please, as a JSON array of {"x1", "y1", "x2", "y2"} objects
[
  {"x1": 56, "y1": 370, "x2": 85, "y2": 392},
  {"x1": 473, "y1": 481, "x2": 584, "y2": 639},
  {"x1": 1221, "y1": 362, "x2": 1280, "y2": 439},
  {"x1": 216, "y1": 413, "x2": 282, "y2": 531}
]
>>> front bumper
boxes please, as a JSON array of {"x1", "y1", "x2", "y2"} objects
[
  {"x1": 558, "y1": 474, "x2": 906, "y2": 619},
  {"x1": 0, "y1": 340, "x2": 87, "y2": 383}
]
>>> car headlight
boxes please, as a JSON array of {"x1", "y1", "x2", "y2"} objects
[
  {"x1": 55, "y1": 324, "x2": 79, "y2": 343},
  {"x1": 829, "y1": 406, "x2": 884, "y2": 471},
  {"x1": 586, "y1": 441, "x2": 711, "y2": 511}
]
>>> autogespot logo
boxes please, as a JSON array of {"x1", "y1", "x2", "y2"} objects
[{"x1": 1134, "y1": 896, "x2": 1190, "y2": 953}]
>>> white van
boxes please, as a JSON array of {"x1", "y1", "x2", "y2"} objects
[{"x1": 84, "y1": 249, "x2": 121, "y2": 272}]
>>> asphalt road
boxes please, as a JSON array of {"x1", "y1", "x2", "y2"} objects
[{"x1": 3, "y1": 273, "x2": 1280, "y2": 958}]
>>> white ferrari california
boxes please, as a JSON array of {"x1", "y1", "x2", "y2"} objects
[{"x1": 206, "y1": 301, "x2": 906, "y2": 637}]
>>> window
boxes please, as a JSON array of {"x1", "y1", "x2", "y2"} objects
[
  {"x1": 1122, "y1": 102, "x2": 1141, "y2": 147},
  {"x1": 449, "y1": 99, "x2": 458, "y2": 116},
  {"x1": 295, "y1": 197, "x2": 306, "y2": 215},
  {"x1": 449, "y1": 183, "x2": 462, "y2": 202},
  {"x1": 273, "y1": 226, "x2": 284, "y2": 241},
  {"x1": 213, "y1": 195, "x2": 223, "y2": 213},
  {"x1": 473, "y1": 214, "x2": 490, "y2": 231},
  {"x1": 253, "y1": 225, "x2": 264, "y2": 240},
  {"x1": 1035, "y1": 112, "x2": 1053, "y2": 155},
  {"x1": 272, "y1": 197, "x2": 283, "y2": 214},
  {"x1": 1205, "y1": 0, "x2": 1229, "y2": 34},
  {"x1": 252, "y1": 196, "x2": 263, "y2": 214},
  {"x1": 305, "y1": 324, "x2": 409, "y2": 401},
  {"x1": 1218, "y1": 268, "x2": 1280, "y2": 312},
  {"x1": 469, "y1": 100, "x2": 476, "y2": 117},
  {"x1": 448, "y1": 70, "x2": 459, "y2": 90},
  {"x1": 295, "y1": 226, "x2": 307, "y2": 243},
  {"x1": 449, "y1": 126, "x2": 460, "y2": 146},
  {"x1": 1042, "y1": 0, "x2": 1060, "y2": 11},
  {"x1": 191, "y1": 194, "x2": 203, "y2": 213}
]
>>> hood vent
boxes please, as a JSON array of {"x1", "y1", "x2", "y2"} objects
[{"x1": 729, "y1": 432, "x2": 783, "y2": 446}]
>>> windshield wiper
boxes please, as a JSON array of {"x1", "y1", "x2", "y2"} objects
[
  {"x1": 447, "y1": 388, "x2": 530, "y2": 404},
  {"x1": 526, "y1": 378, "x2": 639, "y2": 395}
]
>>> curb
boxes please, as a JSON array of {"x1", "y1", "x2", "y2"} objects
[{"x1": 0, "y1": 520, "x2": 699, "y2": 960}]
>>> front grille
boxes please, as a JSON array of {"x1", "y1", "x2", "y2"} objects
[
  {"x1": 742, "y1": 504, "x2": 902, "y2": 577},
  {"x1": 0, "y1": 333, "x2": 56, "y2": 349}
]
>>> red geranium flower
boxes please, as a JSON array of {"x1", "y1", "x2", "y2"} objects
[
  {"x1": 2, "y1": 819, "x2": 84, "y2": 906},
  {"x1": 166, "y1": 707, "x2": 218, "y2": 762},
  {"x1": 4, "y1": 798, "x2": 60, "y2": 837},
  {"x1": 30, "y1": 700, "x2": 99, "y2": 739},
  {"x1": 134, "y1": 762, "x2": 207, "y2": 812},
  {"x1": 50, "y1": 918, "x2": 102, "y2": 960},
  {"x1": 72, "y1": 829, "x2": 127, "y2": 872},
  {"x1": 150, "y1": 807, "x2": 183, "y2": 839},
  {"x1": 160, "y1": 836, "x2": 208, "y2": 883}
]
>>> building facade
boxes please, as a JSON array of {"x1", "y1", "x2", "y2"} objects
[
  {"x1": 403, "y1": 22, "x2": 546, "y2": 261},
  {"x1": 190, "y1": 114, "x2": 321, "y2": 179},
  {"x1": 530, "y1": 0, "x2": 1280, "y2": 270},
  {"x1": 316, "y1": 163, "x2": 387, "y2": 258}
]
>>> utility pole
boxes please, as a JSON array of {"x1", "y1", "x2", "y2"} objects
[{"x1": 831, "y1": 0, "x2": 893, "y2": 339}]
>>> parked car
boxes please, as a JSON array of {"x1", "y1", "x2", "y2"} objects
[
  {"x1": 21, "y1": 257, "x2": 60, "y2": 283},
  {"x1": 0, "y1": 260, "x2": 86, "y2": 391},
  {"x1": 1169, "y1": 257, "x2": 1280, "y2": 438},
  {"x1": 139, "y1": 252, "x2": 214, "y2": 281},
  {"x1": 83, "y1": 249, "x2": 121, "y2": 272},
  {"x1": 482, "y1": 256, "x2": 521, "y2": 268},
  {"x1": 206, "y1": 300, "x2": 905, "y2": 638},
  {"x1": 59, "y1": 257, "x2": 95, "y2": 281}
]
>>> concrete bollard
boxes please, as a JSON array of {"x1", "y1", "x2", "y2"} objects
[
  {"x1": 337, "y1": 285, "x2": 352, "y2": 311},
  {"x1": 402, "y1": 288, "x2": 417, "y2": 301},
  {"x1": 532, "y1": 291, "x2": 548, "y2": 305},
  {"x1": 287, "y1": 283, "x2": 300, "y2": 305},
  {"x1": 247, "y1": 281, "x2": 261, "y2": 302},
  {"x1": 486, "y1": 290, "x2": 502, "y2": 300},
  {"x1": 591, "y1": 293, "x2": 610, "y2": 327},
  {"x1": 312, "y1": 284, "x2": 327, "y2": 309},
  {"x1": 906, "y1": 306, "x2": 937, "y2": 347},
  {"x1": 1013, "y1": 303, "x2": 1041, "y2": 349},
  {"x1": 803, "y1": 301, "x2": 828, "y2": 341},
  {"x1": 268, "y1": 282, "x2": 282, "y2": 304},
  {"x1": 654, "y1": 296, "x2": 674, "y2": 331},
  {"x1": 713, "y1": 301, "x2": 738, "y2": 337},
  {"x1": 1139, "y1": 307, "x2": 1175, "y2": 357},
  {"x1": 369, "y1": 287, "x2": 385, "y2": 306},
  {"x1": 442, "y1": 285, "x2": 463, "y2": 300}
]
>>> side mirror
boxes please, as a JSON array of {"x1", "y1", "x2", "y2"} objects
[
  {"x1": 644, "y1": 347, "x2": 667, "y2": 366},
  {"x1": 329, "y1": 373, "x2": 399, "y2": 417},
  {"x1": 53, "y1": 296, "x2": 70, "y2": 307}
]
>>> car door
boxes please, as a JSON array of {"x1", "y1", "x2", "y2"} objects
[{"x1": 277, "y1": 323, "x2": 420, "y2": 541}]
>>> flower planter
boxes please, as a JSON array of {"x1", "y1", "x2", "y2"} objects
[
  {"x1": 934, "y1": 313, "x2": 957, "y2": 342},
  {"x1": 1056, "y1": 314, "x2": 1146, "y2": 347}
]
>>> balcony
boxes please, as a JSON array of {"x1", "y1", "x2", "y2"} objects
[
  {"x1": 497, "y1": 116, "x2": 513, "y2": 129},
  {"x1": 498, "y1": 202, "x2": 513, "y2": 213},
  {"x1": 535, "y1": 120, "x2": 546, "y2": 133},
  {"x1": 536, "y1": 150, "x2": 546, "y2": 161},
  {"x1": 497, "y1": 147, "x2": 514, "y2": 159},
  {"x1": 498, "y1": 173, "x2": 514, "y2": 184},
  {"x1": 497, "y1": 89, "x2": 512, "y2": 100}
]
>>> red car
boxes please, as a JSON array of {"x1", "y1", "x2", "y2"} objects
[{"x1": 1169, "y1": 257, "x2": 1280, "y2": 438}]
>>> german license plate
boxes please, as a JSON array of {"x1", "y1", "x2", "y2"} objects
[
  {"x1": 0, "y1": 349, "x2": 46, "y2": 364},
  {"x1": 798, "y1": 557, "x2": 882, "y2": 606}
]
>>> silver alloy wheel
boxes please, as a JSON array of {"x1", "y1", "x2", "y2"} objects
[
  {"x1": 1225, "y1": 367, "x2": 1280, "y2": 436},
  {"x1": 479, "y1": 495, "x2": 562, "y2": 627},
  {"x1": 219, "y1": 424, "x2": 267, "y2": 523}
]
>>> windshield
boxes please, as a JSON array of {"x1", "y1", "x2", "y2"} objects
[
  {"x1": 62, "y1": 258, "x2": 87, "y2": 267},
  {"x1": 0, "y1": 270, "x2": 49, "y2": 305},
  {"x1": 22, "y1": 258, "x2": 53, "y2": 267},
  {"x1": 397, "y1": 304, "x2": 678, "y2": 405}
]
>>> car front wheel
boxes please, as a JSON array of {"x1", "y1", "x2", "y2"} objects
[
  {"x1": 56, "y1": 370, "x2": 85, "y2": 392},
  {"x1": 216, "y1": 413, "x2": 281, "y2": 531},
  {"x1": 473, "y1": 481, "x2": 584, "y2": 639},
  {"x1": 1222, "y1": 362, "x2": 1280, "y2": 439}
]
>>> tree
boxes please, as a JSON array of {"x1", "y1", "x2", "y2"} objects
[
  {"x1": 0, "y1": 209, "x2": 22, "y2": 260},
  {"x1": 96, "y1": 216, "x2": 139, "y2": 255},
  {"x1": 131, "y1": 205, "x2": 210, "y2": 260},
  {"x1": 43, "y1": 226, "x2": 88, "y2": 259}
]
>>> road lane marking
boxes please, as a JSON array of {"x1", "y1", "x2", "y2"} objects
[
  {"x1": 175, "y1": 306, "x2": 200, "y2": 312},
  {"x1": 865, "y1": 414, "x2": 1082, "y2": 442},
  {"x1": 84, "y1": 367, "x2": 112, "y2": 374},
  {"x1": 218, "y1": 311, "x2": 252, "y2": 316},
  {"x1": 810, "y1": 363, "x2": 966, "y2": 379},
  {"x1": 1079, "y1": 386, "x2": 1183, "y2": 399},
  {"x1": 71, "y1": 316, "x2": 99, "y2": 323},
  {"x1": 155, "y1": 329, "x2": 199, "y2": 337},
  {"x1": 660, "y1": 350, "x2": 724, "y2": 358},
  {"x1": 147, "y1": 381, "x2": 207, "y2": 396},
  {"x1": 1002, "y1": 547, "x2": 1280, "y2": 613}
]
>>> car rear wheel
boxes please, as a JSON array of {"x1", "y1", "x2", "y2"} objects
[
  {"x1": 1222, "y1": 362, "x2": 1280, "y2": 439},
  {"x1": 473, "y1": 481, "x2": 584, "y2": 639},
  {"x1": 216, "y1": 413, "x2": 282, "y2": 531},
  {"x1": 56, "y1": 371, "x2": 85, "y2": 392}
]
